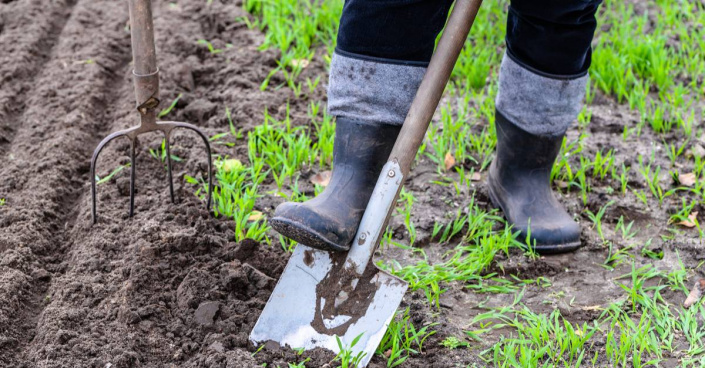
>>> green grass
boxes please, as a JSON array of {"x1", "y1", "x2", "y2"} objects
[
  {"x1": 94, "y1": 163, "x2": 130, "y2": 185},
  {"x1": 466, "y1": 262, "x2": 705, "y2": 367},
  {"x1": 380, "y1": 199, "x2": 517, "y2": 308},
  {"x1": 187, "y1": 103, "x2": 334, "y2": 246},
  {"x1": 241, "y1": 0, "x2": 342, "y2": 92},
  {"x1": 158, "y1": 93, "x2": 182, "y2": 118},
  {"x1": 376, "y1": 308, "x2": 436, "y2": 367},
  {"x1": 333, "y1": 334, "x2": 367, "y2": 368}
]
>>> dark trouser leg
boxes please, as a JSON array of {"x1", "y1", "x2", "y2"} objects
[
  {"x1": 498, "y1": 0, "x2": 602, "y2": 136},
  {"x1": 272, "y1": 1, "x2": 453, "y2": 251},
  {"x1": 490, "y1": 0, "x2": 603, "y2": 254}
]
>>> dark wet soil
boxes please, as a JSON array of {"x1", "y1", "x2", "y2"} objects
[
  {"x1": 0, "y1": 0, "x2": 299, "y2": 367},
  {"x1": 0, "y1": 0, "x2": 703, "y2": 367}
]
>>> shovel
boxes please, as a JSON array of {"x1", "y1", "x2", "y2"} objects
[{"x1": 250, "y1": 0, "x2": 483, "y2": 365}]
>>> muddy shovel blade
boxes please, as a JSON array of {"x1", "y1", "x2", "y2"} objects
[{"x1": 250, "y1": 244, "x2": 407, "y2": 367}]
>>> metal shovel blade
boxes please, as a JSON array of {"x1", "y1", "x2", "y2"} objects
[{"x1": 250, "y1": 244, "x2": 408, "y2": 366}]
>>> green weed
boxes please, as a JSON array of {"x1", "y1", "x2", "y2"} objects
[
  {"x1": 333, "y1": 334, "x2": 366, "y2": 368},
  {"x1": 376, "y1": 308, "x2": 436, "y2": 367}
]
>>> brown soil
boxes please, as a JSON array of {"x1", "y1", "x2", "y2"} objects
[{"x1": 0, "y1": 0, "x2": 702, "y2": 367}]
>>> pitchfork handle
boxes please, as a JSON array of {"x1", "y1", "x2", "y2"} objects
[{"x1": 128, "y1": 0, "x2": 158, "y2": 75}]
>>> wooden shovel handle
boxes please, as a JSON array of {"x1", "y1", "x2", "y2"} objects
[
  {"x1": 388, "y1": 0, "x2": 483, "y2": 176},
  {"x1": 343, "y1": 0, "x2": 484, "y2": 276}
]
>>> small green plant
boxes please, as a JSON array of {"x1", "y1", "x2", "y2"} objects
[
  {"x1": 333, "y1": 334, "x2": 366, "y2": 368},
  {"x1": 615, "y1": 215, "x2": 637, "y2": 240},
  {"x1": 603, "y1": 242, "x2": 634, "y2": 270},
  {"x1": 440, "y1": 336, "x2": 469, "y2": 350},
  {"x1": 640, "y1": 239, "x2": 663, "y2": 260},
  {"x1": 637, "y1": 154, "x2": 677, "y2": 206},
  {"x1": 251, "y1": 344, "x2": 265, "y2": 357},
  {"x1": 158, "y1": 93, "x2": 183, "y2": 118},
  {"x1": 665, "y1": 138, "x2": 689, "y2": 166},
  {"x1": 611, "y1": 163, "x2": 631, "y2": 195},
  {"x1": 377, "y1": 308, "x2": 436, "y2": 367},
  {"x1": 584, "y1": 200, "x2": 615, "y2": 241},
  {"x1": 432, "y1": 208, "x2": 470, "y2": 244},
  {"x1": 149, "y1": 139, "x2": 182, "y2": 166},
  {"x1": 242, "y1": 0, "x2": 343, "y2": 87},
  {"x1": 95, "y1": 163, "x2": 131, "y2": 185},
  {"x1": 591, "y1": 149, "x2": 615, "y2": 180},
  {"x1": 197, "y1": 39, "x2": 226, "y2": 54}
]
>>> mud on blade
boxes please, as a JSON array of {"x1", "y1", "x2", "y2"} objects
[{"x1": 250, "y1": 245, "x2": 407, "y2": 367}]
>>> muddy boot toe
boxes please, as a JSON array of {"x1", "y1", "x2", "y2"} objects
[
  {"x1": 269, "y1": 118, "x2": 401, "y2": 252},
  {"x1": 270, "y1": 201, "x2": 357, "y2": 252}
]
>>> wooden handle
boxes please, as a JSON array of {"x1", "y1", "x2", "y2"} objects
[
  {"x1": 128, "y1": 0, "x2": 158, "y2": 75},
  {"x1": 388, "y1": 0, "x2": 483, "y2": 175}
]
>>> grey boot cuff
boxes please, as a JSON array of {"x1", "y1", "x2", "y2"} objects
[
  {"x1": 327, "y1": 51, "x2": 426, "y2": 126},
  {"x1": 495, "y1": 53, "x2": 587, "y2": 137}
]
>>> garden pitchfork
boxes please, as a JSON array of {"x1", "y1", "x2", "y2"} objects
[{"x1": 90, "y1": 0, "x2": 212, "y2": 223}]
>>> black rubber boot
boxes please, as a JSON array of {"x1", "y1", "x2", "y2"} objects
[
  {"x1": 270, "y1": 117, "x2": 401, "y2": 252},
  {"x1": 488, "y1": 109, "x2": 581, "y2": 254}
]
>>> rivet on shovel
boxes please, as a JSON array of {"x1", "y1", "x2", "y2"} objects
[{"x1": 90, "y1": 0, "x2": 212, "y2": 224}]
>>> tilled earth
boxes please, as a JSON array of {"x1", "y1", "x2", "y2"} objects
[{"x1": 0, "y1": 0, "x2": 703, "y2": 367}]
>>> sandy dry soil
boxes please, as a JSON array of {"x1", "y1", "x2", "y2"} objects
[{"x1": 0, "y1": 0, "x2": 703, "y2": 367}]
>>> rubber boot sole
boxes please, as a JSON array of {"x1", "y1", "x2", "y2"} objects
[
  {"x1": 487, "y1": 172, "x2": 581, "y2": 255},
  {"x1": 270, "y1": 216, "x2": 350, "y2": 252}
]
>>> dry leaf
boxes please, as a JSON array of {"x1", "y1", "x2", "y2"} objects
[
  {"x1": 248, "y1": 211, "x2": 264, "y2": 221},
  {"x1": 310, "y1": 171, "x2": 332, "y2": 187},
  {"x1": 291, "y1": 59, "x2": 310, "y2": 69},
  {"x1": 581, "y1": 305, "x2": 603, "y2": 311},
  {"x1": 556, "y1": 180, "x2": 569, "y2": 189},
  {"x1": 684, "y1": 279, "x2": 705, "y2": 308},
  {"x1": 679, "y1": 172, "x2": 697, "y2": 187},
  {"x1": 220, "y1": 158, "x2": 243, "y2": 173},
  {"x1": 471, "y1": 172, "x2": 482, "y2": 181},
  {"x1": 687, "y1": 144, "x2": 705, "y2": 158},
  {"x1": 444, "y1": 152, "x2": 456, "y2": 171},
  {"x1": 678, "y1": 212, "x2": 699, "y2": 228}
]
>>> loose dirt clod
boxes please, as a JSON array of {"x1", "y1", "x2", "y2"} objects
[{"x1": 194, "y1": 301, "x2": 220, "y2": 326}]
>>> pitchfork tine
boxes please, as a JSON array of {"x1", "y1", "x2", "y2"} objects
[
  {"x1": 164, "y1": 131, "x2": 175, "y2": 203},
  {"x1": 91, "y1": 129, "x2": 134, "y2": 224},
  {"x1": 168, "y1": 122, "x2": 214, "y2": 211},
  {"x1": 129, "y1": 138, "x2": 137, "y2": 217}
]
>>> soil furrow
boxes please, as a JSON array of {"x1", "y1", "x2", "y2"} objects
[
  {"x1": 0, "y1": 0, "x2": 77, "y2": 158},
  {"x1": 0, "y1": 0, "x2": 132, "y2": 364},
  {"x1": 12, "y1": 1, "x2": 300, "y2": 366}
]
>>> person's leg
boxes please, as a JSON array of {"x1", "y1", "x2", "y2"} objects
[
  {"x1": 328, "y1": 0, "x2": 455, "y2": 127},
  {"x1": 489, "y1": 0, "x2": 602, "y2": 254},
  {"x1": 271, "y1": 0, "x2": 453, "y2": 251}
]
